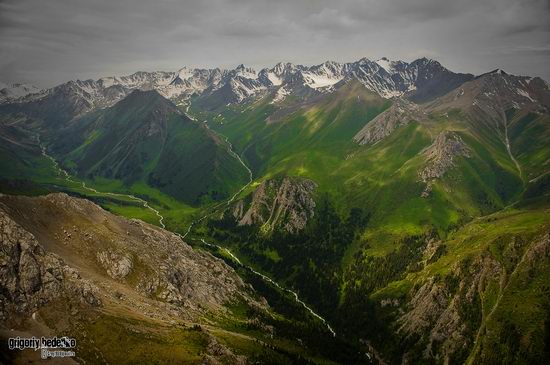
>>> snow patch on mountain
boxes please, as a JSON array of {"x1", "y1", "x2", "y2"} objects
[
  {"x1": 271, "y1": 86, "x2": 290, "y2": 104},
  {"x1": 375, "y1": 57, "x2": 396, "y2": 73},
  {"x1": 0, "y1": 83, "x2": 42, "y2": 102},
  {"x1": 266, "y1": 72, "x2": 282, "y2": 86},
  {"x1": 302, "y1": 72, "x2": 343, "y2": 88},
  {"x1": 516, "y1": 88, "x2": 535, "y2": 102}
]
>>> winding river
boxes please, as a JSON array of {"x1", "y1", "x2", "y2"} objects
[{"x1": 40, "y1": 144, "x2": 166, "y2": 229}]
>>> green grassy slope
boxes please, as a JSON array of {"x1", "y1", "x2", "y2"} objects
[
  {"x1": 359, "y1": 207, "x2": 550, "y2": 364},
  {"x1": 192, "y1": 80, "x2": 549, "y2": 363},
  {"x1": 200, "y1": 82, "x2": 527, "y2": 237},
  {"x1": 47, "y1": 90, "x2": 249, "y2": 206},
  {"x1": 1, "y1": 72, "x2": 549, "y2": 364}
]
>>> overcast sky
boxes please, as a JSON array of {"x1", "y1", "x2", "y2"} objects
[{"x1": 1, "y1": 0, "x2": 549, "y2": 87}]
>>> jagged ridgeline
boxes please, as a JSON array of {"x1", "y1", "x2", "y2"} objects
[{"x1": 1, "y1": 57, "x2": 550, "y2": 364}]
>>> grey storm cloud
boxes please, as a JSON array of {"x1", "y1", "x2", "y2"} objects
[{"x1": 0, "y1": 0, "x2": 549, "y2": 87}]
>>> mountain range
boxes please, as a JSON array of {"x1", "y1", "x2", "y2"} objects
[
  {"x1": 1, "y1": 56, "x2": 549, "y2": 364},
  {"x1": 2, "y1": 57, "x2": 476, "y2": 112}
]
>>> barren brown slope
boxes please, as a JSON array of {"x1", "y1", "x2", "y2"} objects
[{"x1": 0, "y1": 193, "x2": 272, "y2": 364}]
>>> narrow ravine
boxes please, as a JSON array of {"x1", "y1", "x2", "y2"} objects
[
  {"x1": 199, "y1": 239, "x2": 337, "y2": 337},
  {"x1": 181, "y1": 107, "x2": 253, "y2": 239},
  {"x1": 500, "y1": 108, "x2": 523, "y2": 182},
  {"x1": 181, "y1": 109, "x2": 337, "y2": 337}
]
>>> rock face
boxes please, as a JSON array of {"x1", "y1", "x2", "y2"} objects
[
  {"x1": 232, "y1": 176, "x2": 317, "y2": 234},
  {"x1": 0, "y1": 193, "x2": 259, "y2": 321},
  {"x1": 353, "y1": 99, "x2": 425, "y2": 145},
  {"x1": 419, "y1": 131, "x2": 471, "y2": 196},
  {"x1": 0, "y1": 202, "x2": 101, "y2": 321},
  {"x1": 392, "y1": 232, "x2": 550, "y2": 364},
  {"x1": 203, "y1": 335, "x2": 248, "y2": 365},
  {"x1": 96, "y1": 250, "x2": 133, "y2": 279},
  {"x1": 427, "y1": 70, "x2": 550, "y2": 126}
]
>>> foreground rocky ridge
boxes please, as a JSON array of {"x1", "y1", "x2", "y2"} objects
[
  {"x1": 0, "y1": 193, "x2": 254, "y2": 316},
  {"x1": 0, "y1": 193, "x2": 271, "y2": 364}
]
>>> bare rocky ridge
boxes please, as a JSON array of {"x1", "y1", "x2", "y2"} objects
[
  {"x1": 419, "y1": 131, "x2": 471, "y2": 197},
  {"x1": 352, "y1": 70, "x2": 549, "y2": 150},
  {"x1": 427, "y1": 70, "x2": 550, "y2": 123},
  {"x1": 232, "y1": 176, "x2": 317, "y2": 234},
  {"x1": 353, "y1": 99, "x2": 425, "y2": 145}
]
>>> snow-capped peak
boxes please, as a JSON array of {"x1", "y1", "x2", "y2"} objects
[
  {"x1": 375, "y1": 57, "x2": 395, "y2": 73},
  {"x1": 176, "y1": 67, "x2": 194, "y2": 81},
  {"x1": 234, "y1": 64, "x2": 257, "y2": 79},
  {"x1": 272, "y1": 62, "x2": 294, "y2": 75}
]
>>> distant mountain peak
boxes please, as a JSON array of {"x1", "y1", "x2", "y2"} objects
[
  {"x1": 489, "y1": 68, "x2": 508, "y2": 76},
  {"x1": 0, "y1": 82, "x2": 41, "y2": 102},
  {"x1": 175, "y1": 66, "x2": 193, "y2": 81},
  {"x1": 233, "y1": 64, "x2": 257, "y2": 80},
  {"x1": 118, "y1": 89, "x2": 180, "y2": 116},
  {"x1": 375, "y1": 57, "x2": 397, "y2": 73},
  {"x1": 475, "y1": 68, "x2": 510, "y2": 80},
  {"x1": 415, "y1": 56, "x2": 437, "y2": 63}
]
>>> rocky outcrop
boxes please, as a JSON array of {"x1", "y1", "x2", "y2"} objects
[
  {"x1": 353, "y1": 99, "x2": 425, "y2": 145},
  {"x1": 394, "y1": 232, "x2": 550, "y2": 364},
  {"x1": 398, "y1": 255, "x2": 499, "y2": 363},
  {"x1": 0, "y1": 203, "x2": 101, "y2": 320},
  {"x1": 203, "y1": 335, "x2": 249, "y2": 365},
  {"x1": 232, "y1": 176, "x2": 317, "y2": 234},
  {"x1": 126, "y1": 218, "x2": 250, "y2": 312},
  {"x1": 419, "y1": 131, "x2": 471, "y2": 196},
  {"x1": 97, "y1": 250, "x2": 133, "y2": 279}
]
